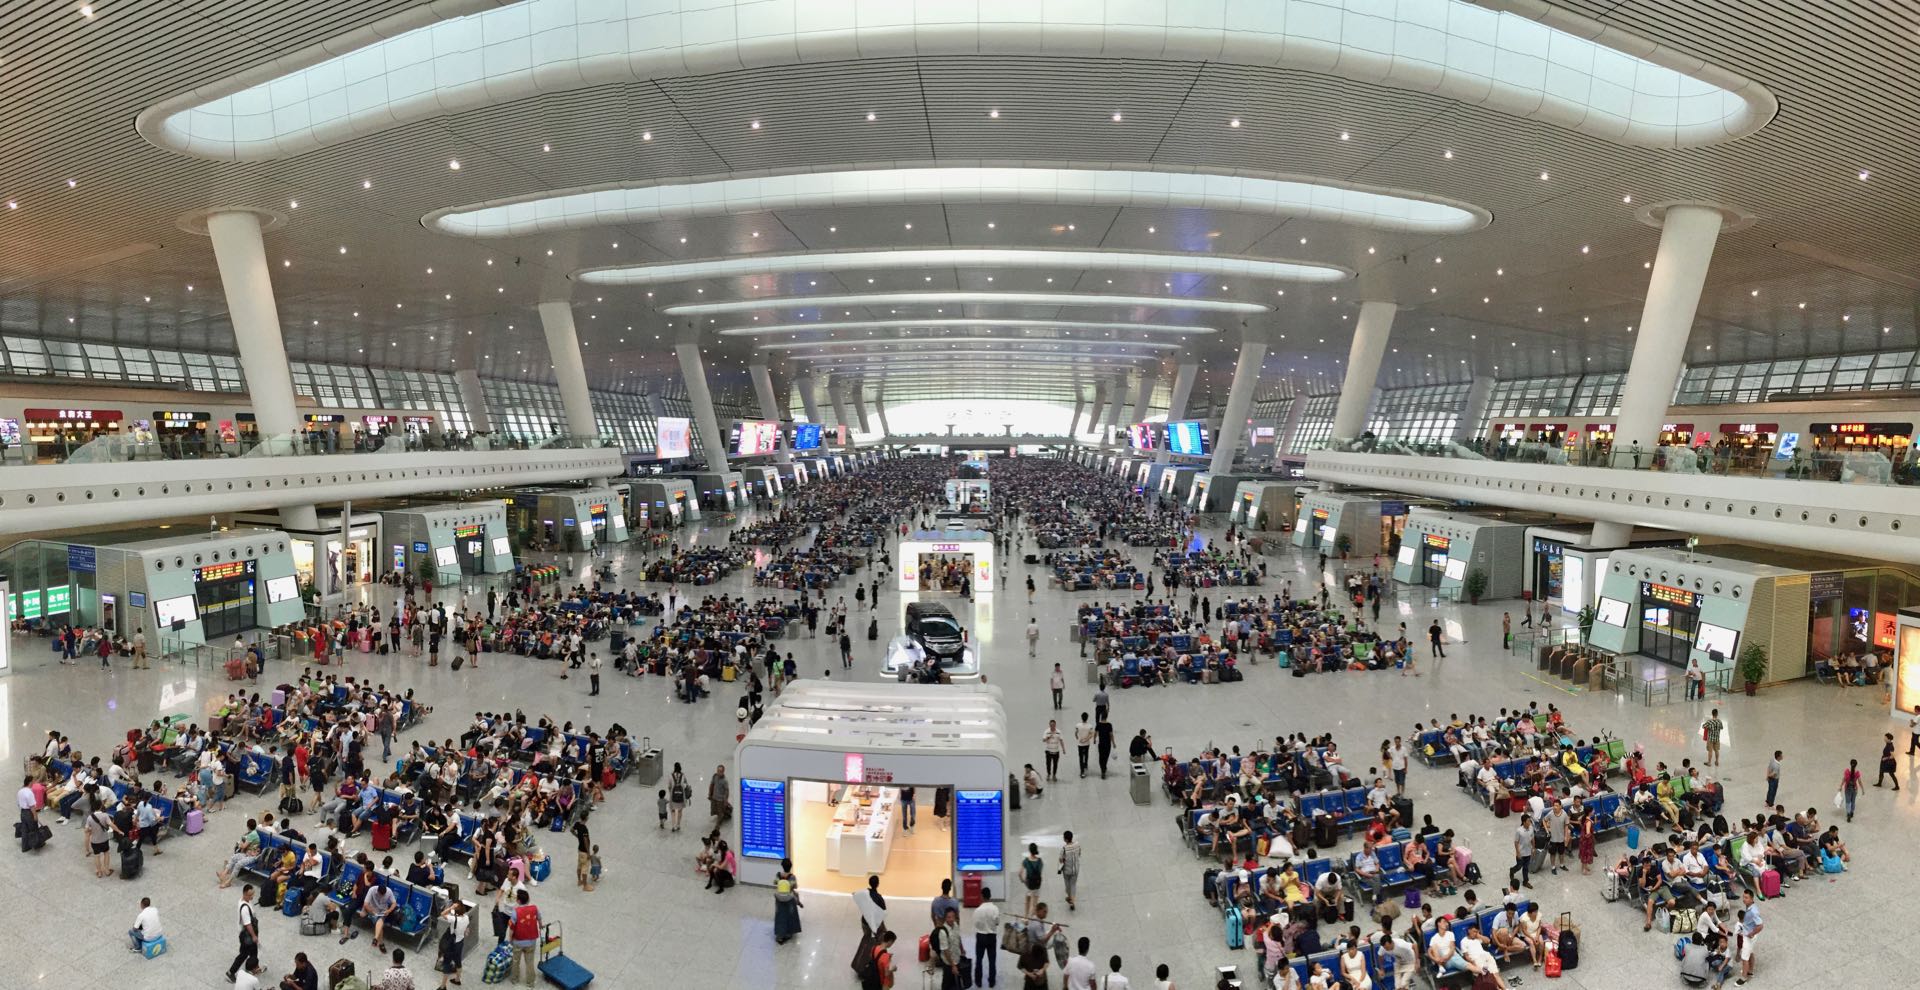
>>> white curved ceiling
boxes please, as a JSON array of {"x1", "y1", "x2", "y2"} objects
[
  {"x1": 577, "y1": 248, "x2": 1350, "y2": 286},
  {"x1": 139, "y1": 0, "x2": 1773, "y2": 161},
  {"x1": 428, "y1": 167, "x2": 1489, "y2": 239}
]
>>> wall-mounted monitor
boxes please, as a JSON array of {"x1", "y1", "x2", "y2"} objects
[
  {"x1": 732, "y1": 420, "x2": 780, "y2": 456},
  {"x1": 1127, "y1": 424, "x2": 1157, "y2": 450},
  {"x1": 791, "y1": 422, "x2": 823, "y2": 451},
  {"x1": 264, "y1": 575, "x2": 300, "y2": 604},
  {"x1": 1695, "y1": 622, "x2": 1739, "y2": 658},
  {"x1": 1443, "y1": 558, "x2": 1467, "y2": 581},
  {"x1": 491, "y1": 536, "x2": 511, "y2": 557},
  {"x1": 654, "y1": 416, "x2": 692, "y2": 459},
  {"x1": 153, "y1": 595, "x2": 198, "y2": 627},
  {"x1": 434, "y1": 546, "x2": 458, "y2": 567},
  {"x1": 1165, "y1": 420, "x2": 1209, "y2": 455},
  {"x1": 1595, "y1": 596, "x2": 1630, "y2": 627},
  {"x1": 1396, "y1": 545, "x2": 1416, "y2": 567}
]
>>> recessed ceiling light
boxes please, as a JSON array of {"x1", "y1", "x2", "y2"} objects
[
  {"x1": 281, "y1": 259, "x2": 290, "y2": 267},
  {"x1": 1443, "y1": 149, "x2": 1454, "y2": 160},
  {"x1": 679, "y1": 237, "x2": 687, "y2": 243},
  {"x1": 1299, "y1": 237, "x2": 1307, "y2": 245},
  {"x1": 903, "y1": 223, "x2": 912, "y2": 230},
  {"x1": 338, "y1": 246, "x2": 346, "y2": 254},
  {"x1": 1750, "y1": 289, "x2": 1759, "y2": 297},
  {"x1": 1339, "y1": 131, "x2": 1350, "y2": 141},
  {"x1": 750, "y1": 120, "x2": 761, "y2": 130},
  {"x1": 1843, "y1": 314, "x2": 1851, "y2": 321},
  {"x1": 828, "y1": 226, "x2": 837, "y2": 233},
  {"x1": 541, "y1": 143, "x2": 550, "y2": 152},
  {"x1": 546, "y1": 249, "x2": 553, "y2": 256},
  {"x1": 448, "y1": 159, "x2": 460, "y2": 170},
  {"x1": 987, "y1": 222, "x2": 996, "y2": 229},
  {"x1": 65, "y1": 178, "x2": 76, "y2": 188},
  {"x1": 1859, "y1": 170, "x2": 1871, "y2": 181},
  {"x1": 1434, "y1": 256, "x2": 1443, "y2": 264},
  {"x1": 1538, "y1": 171, "x2": 1550, "y2": 181},
  {"x1": 1229, "y1": 118, "x2": 1241, "y2": 128},
  {"x1": 79, "y1": 3, "x2": 92, "y2": 17},
  {"x1": 1643, "y1": 261, "x2": 1652, "y2": 269},
  {"x1": 752, "y1": 231, "x2": 760, "y2": 238},
  {"x1": 1622, "y1": 194, "x2": 1632, "y2": 203},
  {"x1": 865, "y1": 112, "x2": 876, "y2": 122},
  {"x1": 1111, "y1": 112, "x2": 1123, "y2": 122},
  {"x1": 641, "y1": 131, "x2": 652, "y2": 141},
  {"x1": 988, "y1": 109, "x2": 1000, "y2": 118}
]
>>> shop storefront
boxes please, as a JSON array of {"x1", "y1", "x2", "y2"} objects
[
  {"x1": 1417, "y1": 534, "x2": 1451, "y2": 587},
  {"x1": 1715, "y1": 422, "x2": 1779, "y2": 470},
  {"x1": 733, "y1": 681, "x2": 1009, "y2": 895},
  {"x1": 1809, "y1": 421, "x2": 1913, "y2": 455},
  {"x1": 1534, "y1": 538, "x2": 1566, "y2": 604},
  {"x1": 153, "y1": 410, "x2": 213, "y2": 457},
  {"x1": 24, "y1": 407, "x2": 123, "y2": 462},
  {"x1": 302, "y1": 413, "x2": 344, "y2": 453},
  {"x1": 1387, "y1": 510, "x2": 1527, "y2": 600}
]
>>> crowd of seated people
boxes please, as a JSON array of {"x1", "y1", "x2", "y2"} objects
[
  {"x1": 622, "y1": 593, "x2": 797, "y2": 702},
  {"x1": 1609, "y1": 802, "x2": 1849, "y2": 936},
  {"x1": 1154, "y1": 545, "x2": 1262, "y2": 588},
  {"x1": 1049, "y1": 549, "x2": 1145, "y2": 591},
  {"x1": 728, "y1": 514, "x2": 812, "y2": 547},
  {"x1": 639, "y1": 546, "x2": 751, "y2": 584},
  {"x1": 753, "y1": 546, "x2": 862, "y2": 590}
]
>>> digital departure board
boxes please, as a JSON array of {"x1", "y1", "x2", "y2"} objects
[
  {"x1": 739, "y1": 778, "x2": 787, "y2": 859},
  {"x1": 954, "y1": 790, "x2": 1004, "y2": 872}
]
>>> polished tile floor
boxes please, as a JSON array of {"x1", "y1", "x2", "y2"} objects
[{"x1": 2, "y1": 502, "x2": 1913, "y2": 989}]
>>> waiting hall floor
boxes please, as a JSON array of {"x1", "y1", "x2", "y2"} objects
[{"x1": 1, "y1": 510, "x2": 1914, "y2": 989}]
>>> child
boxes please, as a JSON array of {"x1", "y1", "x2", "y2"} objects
[
  {"x1": 588, "y1": 845, "x2": 603, "y2": 888},
  {"x1": 658, "y1": 789, "x2": 669, "y2": 830}
]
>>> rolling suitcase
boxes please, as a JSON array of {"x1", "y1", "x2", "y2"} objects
[
  {"x1": 226, "y1": 657, "x2": 248, "y2": 680},
  {"x1": 1313, "y1": 814, "x2": 1339, "y2": 849},
  {"x1": 1392, "y1": 796, "x2": 1414, "y2": 826},
  {"x1": 1758, "y1": 868, "x2": 1782, "y2": 899},
  {"x1": 120, "y1": 845, "x2": 144, "y2": 880},
  {"x1": 185, "y1": 809, "x2": 205, "y2": 835},
  {"x1": 329, "y1": 958, "x2": 356, "y2": 989},
  {"x1": 371, "y1": 820, "x2": 393, "y2": 851},
  {"x1": 1224, "y1": 906, "x2": 1244, "y2": 949}
]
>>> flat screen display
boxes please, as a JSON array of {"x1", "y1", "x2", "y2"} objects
[
  {"x1": 1127, "y1": 424, "x2": 1157, "y2": 450},
  {"x1": 1595, "y1": 596, "x2": 1630, "y2": 627},
  {"x1": 732, "y1": 420, "x2": 780, "y2": 456},
  {"x1": 1695, "y1": 622, "x2": 1739, "y2": 658},
  {"x1": 1443, "y1": 558, "x2": 1467, "y2": 581},
  {"x1": 738, "y1": 779, "x2": 787, "y2": 860},
  {"x1": 434, "y1": 546, "x2": 458, "y2": 567},
  {"x1": 1396, "y1": 546, "x2": 1416, "y2": 567},
  {"x1": 954, "y1": 789, "x2": 1005, "y2": 872},
  {"x1": 654, "y1": 417, "x2": 692, "y2": 459},
  {"x1": 264, "y1": 575, "x2": 300, "y2": 604},
  {"x1": 153, "y1": 595, "x2": 197, "y2": 627},
  {"x1": 1166, "y1": 420, "x2": 1209, "y2": 455},
  {"x1": 491, "y1": 536, "x2": 511, "y2": 557},
  {"x1": 791, "y1": 422, "x2": 823, "y2": 451}
]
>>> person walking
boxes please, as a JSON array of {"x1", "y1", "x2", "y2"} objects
[
  {"x1": 839, "y1": 630, "x2": 854, "y2": 670},
  {"x1": 1735, "y1": 888, "x2": 1762, "y2": 985},
  {"x1": 1027, "y1": 574, "x2": 1035, "y2": 605},
  {"x1": 1840, "y1": 759, "x2": 1863, "y2": 822},
  {"x1": 508, "y1": 890, "x2": 542, "y2": 987},
  {"x1": 226, "y1": 885, "x2": 263, "y2": 983},
  {"x1": 1501, "y1": 612, "x2": 1511, "y2": 650},
  {"x1": 436, "y1": 902, "x2": 469, "y2": 989},
  {"x1": 1049, "y1": 664, "x2": 1065, "y2": 711},
  {"x1": 1042, "y1": 721, "x2": 1064, "y2": 782},
  {"x1": 1058, "y1": 830, "x2": 1082, "y2": 911},
  {"x1": 666, "y1": 763, "x2": 689, "y2": 832},
  {"x1": 1908, "y1": 705, "x2": 1920, "y2": 760},
  {"x1": 1020, "y1": 843, "x2": 1045, "y2": 917},
  {"x1": 1094, "y1": 717, "x2": 1115, "y2": 780},
  {"x1": 1702, "y1": 709, "x2": 1725, "y2": 768},
  {"x1": 772, "y1": 858, "x2": 804, "y2": 944},
  {"x1": 1074, "y1": 715, "x2": 1093, "y2": 779},
  {"x1": 1026, "y1": 619, "x2": 1040, "y2": 658},
  {"x1": 132, "y1": 629, "x2": 148, "y2": 669},
  {"x1": 1875, "y1": 733, "x2": 1900, "y2": 790},
  {"x1": 1764, "y1": 751, "x2": 1782, "y2": 807},
  {"x1": 971, "y1": 886, "x2": 1000, "y2": 988}
]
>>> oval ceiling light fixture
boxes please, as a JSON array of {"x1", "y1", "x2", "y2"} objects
[
  {"x1": 429, "y1": 167, "x2": 1488, "y2": 239},
  {"x1": 718, "y1": 319, "x2": 1216, "y2": 337},
  {"x1": 662, "y1": 291, "x2": 1270, "y2": 317},
  {"x1": 580, "y1": 248, "x2": 1351, "y2": 286},
  {"x1": 757, "y1": 336, "x2": 1183, "y2": 352},
  {"x1": 138, "y1": 0, "x2": 1773, "y2": 160}
]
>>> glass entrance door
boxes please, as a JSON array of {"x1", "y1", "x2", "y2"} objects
[
  {"x1": 197, "y1": 576, "x2": 257, "y2": 640},
  {"x1": 1422, "y1": 549, "x2": 1448, "y2": 587},
  {"x1": 1639, "y1": 601, "x2": 1699, "y2": 667}
]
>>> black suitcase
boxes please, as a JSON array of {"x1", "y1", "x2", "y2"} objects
[
  {"x1": 1202, "y1": 867, "x2": 1220, "y2": 905},
  {"x1": 1008, "y1": 773, "x2": 1021, "y2": 811},
  {"x1": 1557, "y1": 929, "x2": 1579, "y2": 969},
  {"x1": 329, "y1": 958, "x2": 355, "y2": 989},
  {"x1": 121, "y1": 845, "x2": 144, "y2": 880},
  {"x1": 1313, "y1": 815, "x2": 1339, "y2": 850},
  {"x1": 1392, "y1": 796, "x2": 1414, "y2": 825}
]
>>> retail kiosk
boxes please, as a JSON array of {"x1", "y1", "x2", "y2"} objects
[
  {"x1": 1388, "y1": 510, "x2": 1529, "y2": 599},
  {"x1": 626, "y1": 479, "x2": 699, "y2": 530},
  {"x1": 897, "y1": 530, "x2": 994, "y2": 595},
  {"x1": 733, "y1": 681, "x2": 1010, "y2": 895},
  {"x1": 1228, "y1": 481, "x2": 1303, "y2": 532},
  {"x1": 380, "y1": 503, "x2": 514, "y2": 580}
]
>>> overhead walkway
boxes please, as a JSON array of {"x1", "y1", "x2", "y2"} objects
[{"x1": 1306, "y1": 449, "x2": 1920, "y2": 565}]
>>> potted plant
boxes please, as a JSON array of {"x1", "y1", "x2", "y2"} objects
[
  {"x1": 1334, "y1": 532, "x2": 1353, "y2": 559},
  {"x1": 1738, "y1": 643, "x2": 1769, "y2": 695},
  {"x1": 416, "y1": 556, "x2": 437, "y2": 593},
  {"x1": 1463, "y1": 568, "x2": 1489, "y2": 605},
  {"x1": 1576, "y1": 604, "x2": 1596, "y2": 645}
]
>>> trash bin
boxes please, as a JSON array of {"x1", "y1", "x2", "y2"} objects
[
  {"x1": 1086, "y1": 660, "x2": 1101, "y2": 685},
  {"x1": 633, "y1": 737, "x2": 663, "y2": 785},
  {"x1": 1130, "y1": 763, "x2": 1151, "y2": 805}
]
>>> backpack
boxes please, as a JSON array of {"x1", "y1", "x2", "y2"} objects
[
  {"x1": 510, "y1": 904, "x2": 540, "y2": 942},
  {"x1": 1023, "y1": 857, "x2": 1042, "y2": 888}
]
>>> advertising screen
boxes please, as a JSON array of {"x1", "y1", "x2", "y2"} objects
[
  {"x1": 264, "y1": 575, "x2": 300, "y2": 604},
  {"x1": 734, "y1": 420, "x2": 780, "y2": 456},
  {"x1": 1695, "y1": 622, "x2": 1740, "y2": 658},
  {"x1": 1443, "y1": 558, "x2": 1467, "y2": 581},
  {"x1": 1595, "y1": 596, "x2": 1630, "y2": 627},
  {"x1": 954, "y1": 790, "x2": 1005, "y2": 872},
  {"x1": 434, "y1": 546, "x2": 458, "y2": 567},
  {"x1": 1166, "y1": 420, "x2": 1209, "y2": 455},
  {"x1": 491, "y1": 536, "x2": 511, "y2": 557},
  {"x1": 153, "y1": 595, "x2": 198, "y2": 627},
  {"x1": 1396, "y1": 546, "x2": 1416, "y2": 567},
  {"x1": 1127, "y1": 424, "x2": 1157, "y2": 450},
  {"x1": 832, "y1": 425, "x2": 849, "y2": 446},
  {"x1": 654, "y1": 416, "x2": 692, "y2": 459},
  {"x1": 738, "y1": 779, "x2": 787, "y2": 860},
  {"x1": 791, "y1": 422, "x2": 823, "y2": 451}
]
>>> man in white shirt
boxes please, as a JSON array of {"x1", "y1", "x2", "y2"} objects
[
  {"x1": 1061, "y1": 938, "x2": 1097, "y2": 990},
  {"x1": 971, "y1": 889, "x2": 1000, "y2": 989},
  {"x1": 1458, "y1": 929, "x2": 1508, "y2": 987},
  {"x1": 127, "y1": 896, "x2": 162, "y2": 951},
  {"x1": 1101, "y1": 956, "x2": 1131, "y2": 990}
]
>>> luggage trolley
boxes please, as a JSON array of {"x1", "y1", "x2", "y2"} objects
[{"x1": 537, "y1": 921, "x2": 593, "y2": 989}]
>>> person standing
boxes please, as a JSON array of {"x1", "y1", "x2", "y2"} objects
[
  {"x1": 1074, "y1": 715, "x2": 1093, "y2": 779},
  {"x1": 1685, "y1": 654, "x2": 1706, "y2": 701},
  {"x1": 1702, "y1": 709, "x2": 1725, "y2": 768},
  {"x1": 1026, "y1": 574, "x2": 1035, "y2": 604},
  {"x1": 132, "y1": 629, "x2": 148, "y2": 669},
  {"x1": 971, "y1": 888, "x2": 1000, "y2": 989},
  {"x1": 17, "y1": 775, "x2": 44, "y2": 852},
  {"x1": 436, "y1": 902, "x2": 469, "y2": 989},
  {"x1": 508, "y1": 890, "x2": 542, "y2": 988},
  {"x1": 931, "y1": 906, "x2": 964, "y2": 990},
  {"x1": 1103, "y1": 957, "x2": 1131, "y2": 990},
  {"x1": 571, "y1": 820, "x2": 594, "y2": 891},
  {"x1": 839, "y1": 630, "x2": 854, "y2": 670},
  {"x1": 1735, "y1": 888, "x2": 1762, "y2": 985},
  {"x1": 709, "y1": 764, "x2": 732, "y2": 822},
  {"x1": 1062, "y1": 938, "x2": 1097, "y2": 990},
  {"x1": 1049, "y1": 664, "x2": 1065, "y2": 711},
  {"x1": 1059, "y1": 831, "x2": 1082, "y2": 912},
  {"x1": 898, "y1": 786, "x2": 917, "y2": 833},
  {"x1": 667, "y1": 764, "x2": 688, "y2": 832},
  {"x1": 588, "y1": 654, "x2": 602, "y2": 697},
  {"x1": 1389, "y1": 737, "x2": 1409, "y2": 797},
  {"x1": 1026, "y1": 619, "x2": 1040, "y2": 658},
  {"x1": 1042, "y1": 721, "x2": 1064, "y2": 782},
  {"x1": 376, "y1": 948, "x2": 413, "y2": 990},
  {"x1": 1426, "y1": 620, "x2": 1445, "y2": 659},
  {"x1": 1501, "y1": 612, "x2": 1511, "y2": 650},
  {"x1": 1840, "y1": 759, "x2": 1863, "y2": 822},
  {"x1": 1875, "y1": 733, "x2": 1900, "y2": 790},
  {"x1": 1765, "y1": 751, "x2": 1782, "y2": 807},
  {"x1": 226, "y1": 885, "x2": 263, "y2": 983}
]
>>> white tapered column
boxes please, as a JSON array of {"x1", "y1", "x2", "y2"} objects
[{"x1": 1330, "y1": 301, "x2": 1399, "y2": 443}]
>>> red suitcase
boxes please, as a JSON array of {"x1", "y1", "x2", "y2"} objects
[
  {"x1": 225, "y1": 657, "x2": 248, "y2": 680},
  {"x1": 371, "y1": 820, "x2": 393, "y2": 851}
]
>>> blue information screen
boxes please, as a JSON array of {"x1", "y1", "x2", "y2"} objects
[
  {"x1": 954, "y1": 790, "x2": 1004, "y2": 872},
  {"x1": 1166, "y1": 420, "x2": 1209, "y2": 455},
  {"x1": 739, "y1": 778, "x2": 788, "y2": 860},
  {"x1": 792, "y1": 423, "x2": 823, "y2": 450}
]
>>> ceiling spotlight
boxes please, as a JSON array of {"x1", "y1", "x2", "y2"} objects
[
  {"x1": 1859, "y1": 169, "x2": 1871, "y2": 181},
  {"x1": 1339, "y1": 131, "x2": 1350, "y2": 141},
  {"x1": 541, "y1": 143, "x2": 550, "y2": 152},
  {"x1": 750, "y1": 120, "x2": 761, "y2": 130},
  {"x1": 988, "y1": 109, "x2": 1000, "y2": 118},
  {"x1": 641, "y1": 131, "x2": 652, "y2": 141},
  {"x1": 1443, "y1": 150, "x2": 1454, "y2": 160},
  {"x1": 865, "y1": 112, "x2": 876, "y2": 122},
  {"x1": 1622, "y1": 194, "x2": 1632, "y2": 203},
  {"x1": 988, "y1": 222, "x2": 996, "y2": 229},
  {"x1": 1580, "y1": 245, "x2": 1589, "y2": 254},
  {"x1": 288, "y1": 199, "x2": 298, "y2": 209},
  {"x1": 903, "y1": 223, "x2": 912, "y2": 230},
  {"x1": 1299, "y1": 237, "x2": 1307, "y2": 245},
  {"x1": 448, "y1": 159, "x2": 460, "y2": 170},
  {"x1": 1538, "y1": 171, "x2": 1550, "y2": 181},
  {"x1": 65, "y1": 178, "x2": 76, "y2": 188},
  {"x1": 80, "y1": 3, "x2": 92, "y2": 16},
  {"x1": 338, "y1": 246, "x2": 347, "y2": 254},
  {"x1": 1229, "y1": 118, "x2": 1241, "y2": 128}
]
